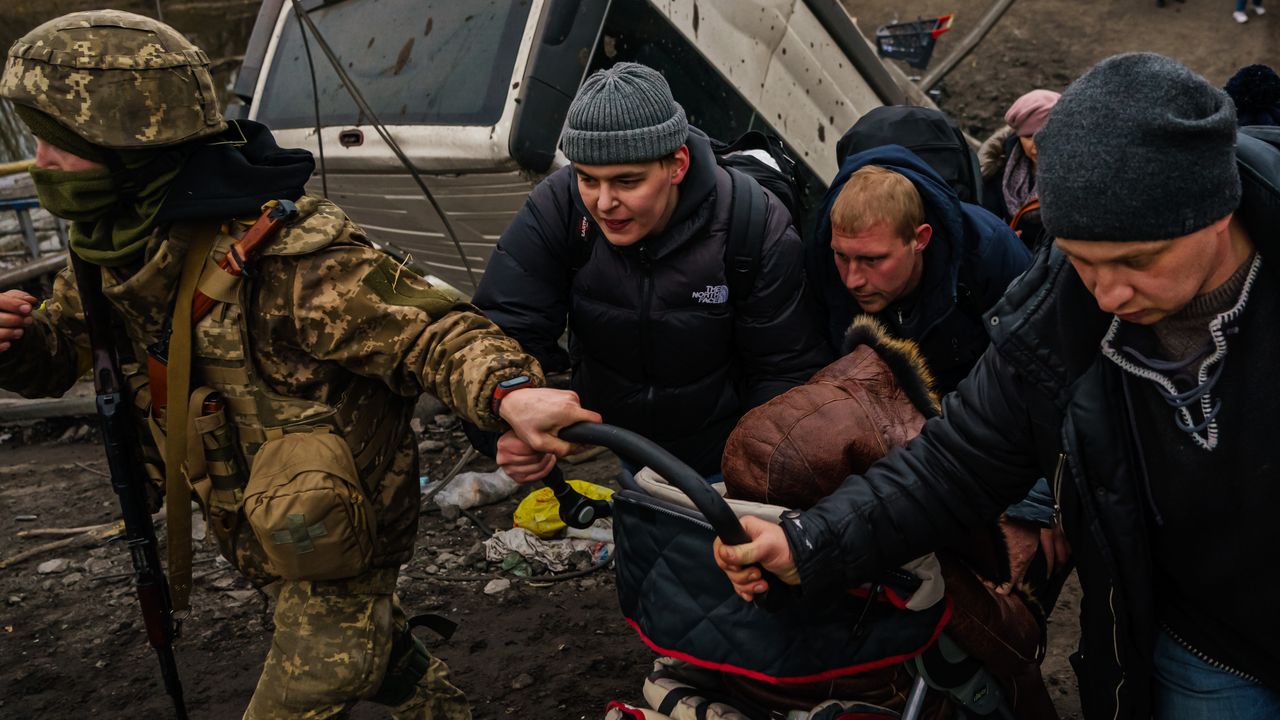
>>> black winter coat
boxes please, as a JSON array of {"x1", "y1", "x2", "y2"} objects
[
  {"x1": 473, "y1": 128, "x2": 830, "y2": 475},
  {"x1": 783, "y1": 129, "x2": 1280, "y2": 720}
]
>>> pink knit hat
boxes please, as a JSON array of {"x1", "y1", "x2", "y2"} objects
[{"x1": 1005, "y1": 89, "x2": 1061, "y2": 137}]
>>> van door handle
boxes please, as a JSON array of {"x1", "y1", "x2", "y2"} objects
[{"x1": 338, "y1": 128, "x2": 363, "y2": 147}]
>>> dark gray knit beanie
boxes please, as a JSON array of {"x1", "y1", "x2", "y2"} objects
[
  {"x1": 560, "y1": 62, "x2": 689, "y2": 164},
  {"x1": 1037, "y1": 53, "x2": 1240, "y2": 241}
]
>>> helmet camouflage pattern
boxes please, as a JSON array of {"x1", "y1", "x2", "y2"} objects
[{"x1": 0, "y1": 9, "x2": 226, "y2": 149}]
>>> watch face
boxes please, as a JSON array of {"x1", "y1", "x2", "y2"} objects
[{"x1": 500, "y1": 375, "x2": 531, "y2": 390}]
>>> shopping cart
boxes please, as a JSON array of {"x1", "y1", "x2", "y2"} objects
[{"x1": 874, "y1": 15, "x2": 954, "y2": 70}]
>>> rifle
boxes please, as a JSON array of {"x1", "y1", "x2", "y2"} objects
[{"x1": 70, "y1": 254, "x2": 189, "y2": 720}]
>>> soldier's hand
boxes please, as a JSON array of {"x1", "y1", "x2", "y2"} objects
[
  {"x1": 713, "y1": 516, "x2": 801, "y2": 602},
  {"x1": 496, "y1": 430, "x2": 557, "y2": 483},
  {"x1": 497, "y1": 387, "x2": 601, "y2": 457},
  {"x1": 0, "y1": 289, "x2": 37, "y2": 353}
]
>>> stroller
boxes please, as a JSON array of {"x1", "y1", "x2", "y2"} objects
[{"x1": 540, "y1": 422, "x2": 1018, "y2": 720}]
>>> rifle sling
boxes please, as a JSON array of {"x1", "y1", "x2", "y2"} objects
[
  {"x1": 195, "y1": 259, "x2": 241, "y2": 305},
  {"x1": 165, "y1": 222, "x2": 219, "y2": 612}
]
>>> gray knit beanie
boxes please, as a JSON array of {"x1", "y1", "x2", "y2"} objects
[
  {"x1": 1037, "y1": 53, "x2": 1240, "y2": 241},
  {"x1": 560, "y1": 62, "x2": 689, "y2": 164}
]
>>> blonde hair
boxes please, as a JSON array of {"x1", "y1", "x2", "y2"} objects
[{"x1": 830, "y1": 166, "x2": 924, "y2": 241}]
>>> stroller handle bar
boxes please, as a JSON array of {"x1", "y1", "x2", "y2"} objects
[
  {"x1": 555, "y1": 422, "x2": 788, "y2": 610},
  {"x1": 558, "y1": 422, "x2": 752, "y2": 546}
]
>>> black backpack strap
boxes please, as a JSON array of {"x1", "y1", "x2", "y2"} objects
[
  {"x1": 956, "y1": 125, "x2": 985, "y2": 206},
  {"x1": 724, "y1": 167, "x2": 768, "y2": 305}
]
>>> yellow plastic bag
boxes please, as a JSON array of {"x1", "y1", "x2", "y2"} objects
[{"x1": 513, "y1": 479, "x2": 614, "y2": 538}]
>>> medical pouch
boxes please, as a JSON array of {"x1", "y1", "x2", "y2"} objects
[{"x1": 244, "y1": 431, "x2": 375, "y2": 581}]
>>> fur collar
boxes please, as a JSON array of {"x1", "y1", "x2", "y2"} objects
[{"x1": 841, "y1": 315, "x2": 940, "y2": 419}]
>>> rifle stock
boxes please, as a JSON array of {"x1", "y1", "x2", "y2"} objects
[{"x1": 70, "y1": 255, "x2": 188, "y2": 720}]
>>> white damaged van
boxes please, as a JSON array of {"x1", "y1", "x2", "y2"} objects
[{"x1": 240, "y1": 0, "x2": 928, "y2": 293}]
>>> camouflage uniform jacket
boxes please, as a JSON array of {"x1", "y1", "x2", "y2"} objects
[{"x1": 0, "y1": 196, "x2": 542, "y2": 572}]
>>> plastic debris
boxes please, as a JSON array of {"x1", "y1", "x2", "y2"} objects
[
  {"x1": 484, "y1": 527, "x2": 612, "y2": 573},
  {"x1": 565, "y1": 523, "x2": 614, "y2": 544},
  {"x1": 590, "y1": 541, "x2": 611, "y2": 565},
  {"x1": 426, "y1": 468, "x2": 518, "y2": 515},
  {"x1": 513, "y1": 480, "x2": 613, "y2": 538}
]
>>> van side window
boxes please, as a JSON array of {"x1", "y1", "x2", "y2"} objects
[{"x1": 255, "y1": 0, "x2": 532, "y2": 128}]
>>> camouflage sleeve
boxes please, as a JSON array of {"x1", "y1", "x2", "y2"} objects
[
  {"x1": 0, "y1": 262, "x2": 91, "y2": 398},
  {"x1": 269, "y1": 245, "x2": 543, "y2": 431}
]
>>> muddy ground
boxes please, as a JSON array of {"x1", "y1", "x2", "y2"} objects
[
  {"x1": 853, "y1": 0, "x2": 1278, "y2": 138},
  {"x1": 0, "y1": 405, "x2": 1080, "y2": 720},
  {"x1": 0, "y1": 0, "x2": 1273, "y2": 718},
  {"x1": 0, "y1": 412, "x2": 653, "y2": 720}
]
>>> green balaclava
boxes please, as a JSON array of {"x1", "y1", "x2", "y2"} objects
[{"x1": 18, "y1": 105, "x2": 189, "y2": 267}]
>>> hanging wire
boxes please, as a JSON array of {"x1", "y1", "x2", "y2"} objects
[
  {"x1": 287, "y1": 0, "x2": 479, "y2": 290},
  {"x1": 293, "y1": 1, "x2": 328, "y2": 199}
]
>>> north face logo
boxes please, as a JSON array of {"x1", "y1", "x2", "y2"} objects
[{"x1": 692, "y1": 285, "x2": 729, "y2": 304}]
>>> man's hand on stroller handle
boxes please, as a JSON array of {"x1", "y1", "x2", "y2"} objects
[
  {"x1": 497, "y1": 431, "x2": 558, "y2": 482},
  {"x1": 714, "y1": 516, "x2": 801, "y2": 602},
  {"x1": 498, "y1": 388, "x2": 602, "y2": 479}
]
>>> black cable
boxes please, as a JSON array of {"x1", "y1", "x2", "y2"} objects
[
  {"x1": 293, "y1": 1, "x2": 328, "y2": 199},
  {"x1": 458, "y1": 506, "x2": 493, "y2": 537}
]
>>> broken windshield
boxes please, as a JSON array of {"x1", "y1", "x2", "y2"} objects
[{"x1": 255, "y1": 0, "x2": 532, "y2": 128}]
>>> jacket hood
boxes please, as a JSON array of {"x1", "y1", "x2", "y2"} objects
[
  {"x1": 808, "y1": 142, "x2": 998, "y2": 348},
  {"x1": 827, "y1": 143, "x2": 966, "y2": 293},
  {"x1": 569, "y1": 126, "x2": 718, "y2": 259},
  {"x1": 158, "y1": 119, "x2": 315, "y2": 222},
  {"x1": 664, "y1": 126, "x2": 718, "y2": 232}
]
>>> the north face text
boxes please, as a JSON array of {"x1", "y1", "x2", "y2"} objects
[{"x1": 692, "y1": 285, "x2": 729, "y2": 304}]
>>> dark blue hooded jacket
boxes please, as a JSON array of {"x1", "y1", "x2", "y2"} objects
[{"x1": 809, "y1": 145, "x2": 1031, "y2": 395}]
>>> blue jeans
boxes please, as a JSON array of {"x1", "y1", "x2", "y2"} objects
[
  {"x1": 1153, "y1": 630, "x2": 1280, "y2": 720},
  {"x1": 1237, "y1": 0, "x2": 1262, "y2": 10}
]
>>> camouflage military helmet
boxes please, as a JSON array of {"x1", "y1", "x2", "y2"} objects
[{"x1": 0, "y1": 10, "x2": 225, "y2": 149}]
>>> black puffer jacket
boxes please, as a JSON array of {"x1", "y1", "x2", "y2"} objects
[
  {"x1": 782, "y1": 129, "x2": 1280, "y2": 719},
  {"x1": 474, "y1": 128, "x2": 830, "y2": 475}
]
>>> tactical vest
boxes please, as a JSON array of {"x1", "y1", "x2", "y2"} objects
[
  {"x1": 114, "y1": 200, "x2": 411, "y2": 586},
  {"x1": 188, "y1": 219, "x2": 409, "y2": 475}
]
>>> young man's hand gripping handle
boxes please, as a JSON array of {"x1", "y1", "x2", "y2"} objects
[{"x1": 713, "y1": 516, "x2": 802, "y2": 602}]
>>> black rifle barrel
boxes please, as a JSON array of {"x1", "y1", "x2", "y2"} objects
[{"x1": 70, "y1": 256, "x2": 188, "y2": 720}]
